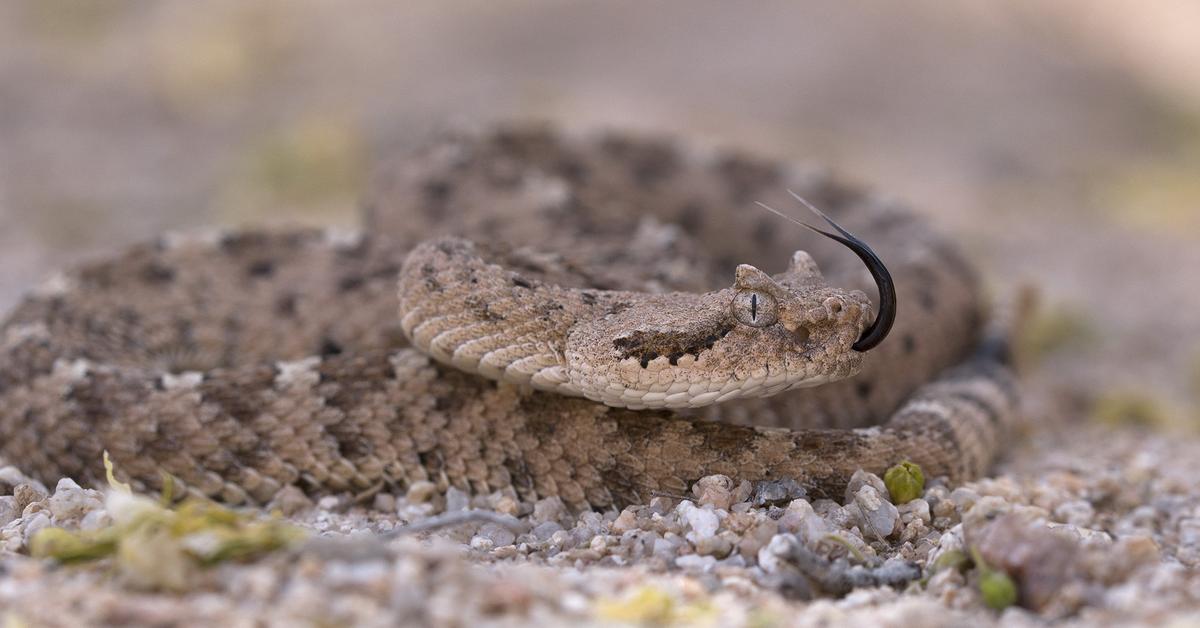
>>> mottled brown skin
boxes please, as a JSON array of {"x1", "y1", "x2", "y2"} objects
[{"x1": 0, "y1": 126, "x2": 1017, "y2": 510}]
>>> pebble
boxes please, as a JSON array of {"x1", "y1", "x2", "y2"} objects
[
  {"x1": 531, "y1": 521, "x2": 563, "y2": 542},
  {"x1": 444, "y1": 487, "x2": 470, "y2": 512},
  {"x1": 675, "y1": 554, "x2": 718, "y2": 571},
  {"x1": 677, "y1": 501, "x2": 720, "y2": 543},
  {"x1": 22, "y1": 511, "x2": 51, "y2": 546},
  {"x1": 532, "y1": 497, "x2": 567, "y2": 524},
  {"x1": 778, "y1": 499, "x2": 829, "y2": 546},
  {"x1": 969, "y1": 512, "x2": 1082, "y2": 613},
  {"x1": 897, "y1": 498, "x2": 931, "y2": 525},
  {"x1": 0, "y1": 496, "x2": 19, "y2": 528},
  {"x1": 0, "y1": 467, "x2": 39, "y2": 495},
  {"x1": 948, "y1": 487, "x2": 980, "y2": 511},
  {"x1": 46, "y1": 481, "x2": 104, "y2": 525},
  {"x1": 1053, "y1": 499, "x2": 1095, "y2": 527},
  {"x1": 692, "y1": 474, "x2": 740, "y2": 510},
  {"x1": 0, "y1": 422, "x2": 1193, "y2": 625},
  {"x1": 852, "y1": 485, "x2": 900, "y2": 541},
  {"x1": 477, "y1": 522, "x2": 516, "y2": 548},
  {"x1": 14, "y1": 483, "x2": 48, "y2": 512},
  {"x1": 693, "y1": 533, "x2": 733, "y2": 558},
  {"x1": 750, "y1": 478, "x2": 807, "y2": 507},
  {"x1": 845, "y1": 470, "x2": 888, "y2": 504}
]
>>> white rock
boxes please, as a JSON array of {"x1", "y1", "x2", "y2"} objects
[
  {"x1": 853, "y1": 485, "x2": 900, "y2": 540},
  {"x1": 444, "y1": 487, "x2": 470, "y2": 512},
  {"x1": 477, "y1": 522, "x2": 516, "y2": 547},
  {"x1": 779, "y1": 499, "x2": 830, "y2": 546},
  {"x1": 47, "y1": 479, "x2": 103, "y2": 524},
  {"x1": 845, "y1": 469, "x2": 889, "y2": 504},
  {"x1": 757, "y1": 533, "x2": 798, "y2": 574},
  {"x1": 692, "y1": 474, "x2": 737, "y2": 510},
  {"x1": 898, "y1": 498, "x2": 932, "y2": 524},
  {"x1": 0, "y1": 497, "x2": 19, "y2": 528},
  {"x1": 1054, "y1": 499, "x2": 1096, "y2": 527},
  {"x1": 532, "y1": 521, "x2": 563, "y2": 542},
  {"x1": 22, "y1": 512, "x2": 51, "y2": 546},
  {"x1": 532, "y1": 496, "x2": 567, "y2": 523},
  {"x1": 675, "y1": 553, "x2": 718, "y2": 571},
  {"x1": 678, "y1": 501, "x2": 720, "y2": 543}
]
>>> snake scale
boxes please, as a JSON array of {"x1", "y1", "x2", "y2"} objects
[{"x1": 0, "y1": 126, "x2": 1017, "y2": 511}]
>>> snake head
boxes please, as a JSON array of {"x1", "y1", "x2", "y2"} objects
[
  {"x1": 728, "y1": 257, "x2": 874, "y2": 368},
  {"x1": 564, "y1": 252, "x2": 875, "y2": 409}
]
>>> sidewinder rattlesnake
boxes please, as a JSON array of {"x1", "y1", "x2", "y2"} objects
[{"x1": 0, "y1": 126, "x2": 1018, "y2": 510}]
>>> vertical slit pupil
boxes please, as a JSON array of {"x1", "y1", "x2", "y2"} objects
[{"x1": 751, "y1": 293, "x2": 758, "y2": 320}]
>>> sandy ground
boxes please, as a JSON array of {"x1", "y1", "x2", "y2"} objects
[{"x1": 1, "y1": 2, "x2": 1198, "y2": 625}]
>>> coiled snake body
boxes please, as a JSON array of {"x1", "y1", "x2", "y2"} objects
[{"x1": 0, "y1": 127, "x2": 1017, "y2": 510}]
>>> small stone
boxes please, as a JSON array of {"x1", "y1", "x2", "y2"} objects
[
  {"x1": 677, "y1": 501, "x2": 720, "y2": 543},
  {"x1": 531, "y1": 520, "x2": 563, "y2": 542},
  {"x1": 732, "y1": 480, "x2": 752, "y2": 504},
  {"x1": 845, "y1": 469, "x2": 888, "y2": 504},
  {"x1": 694, "y1": 533, "x2": 733, "y2": 558},
  {"x1": 490, "y1": 494, "x2": 520, "y2": 517},
  {"x1": 963, "y1": 496, "x2": 1013, "y2": 529},
  {"x1": 675, "y1": 553, "x2": 718, "y2": 571},
  {"x1": 46, "y1": 481, "x2": 102, "y2": 524},
  {"x1": 968, "y1": 513, "x2": 1082, "y2": 613},
  {"x1": 444, "y1": 487, "x2": 470, "y2": 512},
  {"x1": 898, "y1": 498, "x2": 932, "y2": 524},
  {"x1": 491, "y1": 544, "x2": 519, "y2": 560},
  {"x1": 692, "y1": 474, "x2": 737, "y2": 510},
  {"x1": 478, "y1": 522, "x2": 516, "y2": 547},
  {"x1": 757, "y1": 533, "x2": 796, "y2": 574},
  {"x1": 79, "y1": 509, "x2": 112, "y2": 531},
  {"x1": 548, "y1": 529, "x2": 573, "y2": 550},
  {"x1": 22, "y1": 511, "x2": 51, "y2": 546},
  {"x1": 648, "y1": 496, "x2": 674, "y2": 514},
  {"x1": 315, "y1": 495, "x2": 341, "y2": 511},
  {"x1": 737, "y1": 519, "x2": 778, "y2": 560},
  {"x1": 1053, "y1": 500, "x2": 1095, "y2": 527},
  {"x1": 13, "y1": 483, "x2": 47, "y2": 512},
  {"x1": 778, "y1": 499, "x2": 829, "y2": 546},
  {"x1": 0, "y1": 467, "x2": 44, "y2": 496},
  {"x1": 1100, "y1": 535, "x2": 1160, "y2": 581},
  {"x1": 532, "y1": 496, "x2": 567, "y2": 523},
  {"x1": 0, "y1": 496, "x2": 18, "y2": 527},
  {"x1": 1179, "y1": 517, "x2": 1200, "y2": 547},
  {"x1": 853, "y1": 485, "x2": 900, "y2": 541},
  {"x1": 610, "y1": 507, "x2": 640, "y2": 534},
  {"x1": 751, "y1": 479, "x2": 807, "y2": 507},
  {"x1": 948, "y1": 487, "x2": 980, "y2": 511},
  {"x1": 469, "y1": 535, "x2": 495, "y2": 551},
  {"x1": 899, "y1": 518, "x2": 929, "y2": 544}
]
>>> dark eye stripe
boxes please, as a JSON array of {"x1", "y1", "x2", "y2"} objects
[{"x1": 751, "y1": 293, "x2": 758, "y2": 320}]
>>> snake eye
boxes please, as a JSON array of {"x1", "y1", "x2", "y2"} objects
[{"x1": 732, "y1": 290, "x2": 778, "y2": 327}]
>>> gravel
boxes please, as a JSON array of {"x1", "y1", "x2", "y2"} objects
[{"x1": 0, "y1": 415, "x2": 1198, "y2": 625}]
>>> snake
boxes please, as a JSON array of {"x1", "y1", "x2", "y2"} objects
[{"x1": 0, "y1": 125, "x2": 1018, "y2": 510}]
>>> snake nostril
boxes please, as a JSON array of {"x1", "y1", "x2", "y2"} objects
[{"x1": 825, "y1": 297, "x2": 843, "y2": 315}]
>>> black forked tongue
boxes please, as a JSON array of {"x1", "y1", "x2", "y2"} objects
[{"x1": 754, "y1": 192, "x2": 897, "y2": 352}]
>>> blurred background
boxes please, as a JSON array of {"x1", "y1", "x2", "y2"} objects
[{"x1": 1, "y1": 1, "x2": 1198, "y2": 423}]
